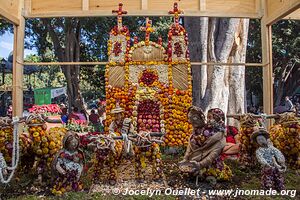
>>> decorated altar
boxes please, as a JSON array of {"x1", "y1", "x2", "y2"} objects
[{"x1": 105, "y1": 3, "x2": 192, "y2": 146}]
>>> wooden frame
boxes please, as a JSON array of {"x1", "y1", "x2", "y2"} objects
[
  {"x1": 0, "y1": 0, "x2": 21, "y2": 25},
  {"x1": 0, "y1": 0, "x2": 299, "y2": 118},
  {"x1": 24, "y1": 0, "x2": 261, "y2": 18},
  {"x1": 265, "y1": 0, "x2": 300, "y2": 25},
  {"x1": 21, "y1": 61, "x2": 265, "y2": 67}
]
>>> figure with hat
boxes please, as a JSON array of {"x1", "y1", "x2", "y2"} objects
[
  {"x1": 51, "y1": 131, "x2": 84, "y2": 195},
  {"x1": 109, "y1": 102, "x2": 134, "y2": 137},
  {"x1": 251, "y1": 128, "x2": 286, "y2": 190},
  {"x1": 105, "y1": 102, "x2": 134, "y2": 185}
]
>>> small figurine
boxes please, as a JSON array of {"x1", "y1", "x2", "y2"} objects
[
  {"x1": 251, "y1": 128, "x2": 286, "y2": 191},
  {"x1": 109, "y1": 103, "x2": 135, "y2": 137},
  {"x1": 179, "y1": 107, "x2": 232, "y2": 183},
  {"x1": 179, "y1": 106, "x2": 206, "y2": 168},
  {"x1": 106, "y1": 103, "x2": 135, "y2": 185},
  {"x1": 51, "y1": 131, "x2": 84, "y2": 195}
]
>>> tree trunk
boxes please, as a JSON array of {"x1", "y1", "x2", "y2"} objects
[
  {"x1": 185, "y1": 17, "x2": 249, "y2": 126},
  {"x1": 43, "y1": 18, "x2": 85, "y2": 111},
  {"x1": 274, "y1": 61, "x2": 298, "y2": 106}
]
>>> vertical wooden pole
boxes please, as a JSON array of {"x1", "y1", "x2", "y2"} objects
[
  {"x1": 200, "y1": 0, "x2": 206, "y2": 11},
  {"x1": 261, "y1": 0, "x2": 273, "y2": 127},
  {"x1": 82, "y1": 0, "x2": 89, "y2": 11},
  {"x1": 12, "y1": 16, "x2": 25, "y2": 117},
  {"x1": 141, "y1": 0, "x2": 148, "y2": 10}
]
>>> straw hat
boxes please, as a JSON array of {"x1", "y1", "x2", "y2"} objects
[
  {"x1": 111, "y1": 102, "x2": 124, "y2": 114},
  {"x1": 250, "y1": 127, "x2": 269, "y2": 144}
]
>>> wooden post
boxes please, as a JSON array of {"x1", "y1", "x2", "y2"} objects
[
  {"x1": 141, "y1": 0, "x2": 148, "y2": 10},
  {"x1": 261, "y1": 0, "x2": 273, "y2": 127},
  {"x1": 200, "y1": 0, "x2": 206, "y2": 11},
  {"x1": 12, "y1": 16, "x2": 25, "y2": 117},
  {"x1": 82, "y1": 0, "x2": 89, "y2": 11}
]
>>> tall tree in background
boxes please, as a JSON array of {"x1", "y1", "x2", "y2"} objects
[
  {"x1": 25, "y1": 17, "x2": 172, "y2": 109},
  {"x1": 272, "y1": 20, "x2": 300, "y2": 106},
  {"x1": 185, "y1": 17, "x2": 249, "y2": 123},
  {"x1": 246, "y1": 20, "x2": 300, "y2": 107},
  {"x1": 0, "y1": 19, "x2": 12, "y2": 35}
]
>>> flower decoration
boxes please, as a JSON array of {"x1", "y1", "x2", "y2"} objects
[
  {"x1": 174, "y1": 42, "x2": 183, "y2": 57},
  {"x1": 138, "y1": 69, "x2": 159, "y2": 87},
  {"x1": 28, "y1": 104, "x2": 61, "y2": 115},
  {"x1": 269, "y1": 114, "x2": 300, "y2": 169},
  {"x1": 105, "y1": 3, "x2": 193, "y2": 147}
]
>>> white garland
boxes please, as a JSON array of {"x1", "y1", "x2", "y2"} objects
[{"x1": 0, "y1": 117, "x2": 20, "y2": 184}]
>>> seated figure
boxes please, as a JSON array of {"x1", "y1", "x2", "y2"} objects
[
  {"x1": 251, "y1": 128, "x2": 286, "y2": 191},
  {"x1": 179, "y1": 107, "x2": 232, "y2": 183},
  {"x1": 221, "y1": 126, "x2": 240, "y2": 160},
  {"x1": 103, "y1": 103, "x2": 134, "y2": 185},
  {"x1": 51, "y1": 131, "x2": 84, "y2": 195}
]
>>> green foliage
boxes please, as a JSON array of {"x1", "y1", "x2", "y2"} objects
[
  {"x1": 24, "y1": 17, "x2": 173, "y2": 100},
  {"x1": 0, "y1": 19, "x2": 13, "y2": 35},
  {"x1": 23, "y1": 54, "x2": 65, "y2": 89},
  {"x1": 246, "y1": 19, "x2": 300, "y2": 106}
]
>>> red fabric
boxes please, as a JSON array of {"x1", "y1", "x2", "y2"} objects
[
  {"x1": 226, "y1": 126, "x2": 238, "y2": 144},
  {"x1": 221, "y1": 126, "x2": 240, "y2": 160},
  {"x1": 69, "y1": 112, "x2": 80, "y2": 121},
  {"x1": 226, "y1": 135, "x2": 236, "y2": 144}
]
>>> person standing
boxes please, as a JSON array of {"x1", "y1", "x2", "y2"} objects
[
  {"x1": 89, "y1": 109, "x2": 99, "y2": 124},
  {"x1": 284, "y1": 96, "x2": 294, "y2": 112},
  {"x1": 68, "y1": 107, "x2": 80, "y2": 121},
  {"x1": 60, "y1": 107, "x2": 68, "y2": 124}
]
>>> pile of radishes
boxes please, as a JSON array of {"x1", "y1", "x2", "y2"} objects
[{"x1": 137, "y1": 100, "x2": 161, "y2": 132}]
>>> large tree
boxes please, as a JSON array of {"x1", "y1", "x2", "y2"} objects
[
  {"x1": 272, "y1": 20, "x2": 300, "y2": 106},
  {"x1": 185, "y1": 17, "x2": 249, "y2": 124},
  {"x1": 25, "y1": 17, "x2": 172, "y2": 109},
  {"x1": 246, "y1": 20, "x2": 300, "y2": 107}
]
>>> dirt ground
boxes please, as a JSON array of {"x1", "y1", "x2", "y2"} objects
[{"x1": 0, "y1": 154, "x2": 299, "y2": 200}]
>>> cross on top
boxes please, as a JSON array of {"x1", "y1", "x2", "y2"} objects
[
  {"x1": 168, "y1": 3, "x2": 183, "y2": 25},
  {"x1": 112, "y1": 3, "x2": 127, "y2": 31},
  {"x1": 140, "y1": 18, "x2": 155, "y2": 45}
]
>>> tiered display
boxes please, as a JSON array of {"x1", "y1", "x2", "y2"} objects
[{"x1": 105, "y1": 3, "x2": 192, "y2": 146}]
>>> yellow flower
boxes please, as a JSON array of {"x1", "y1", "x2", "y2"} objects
[
  {"x1": 33, "y1": 132, "x2": 40, "y2": 137},
  {"x1": 42, "y1": 147, "x2": 49, "y2": 154}
]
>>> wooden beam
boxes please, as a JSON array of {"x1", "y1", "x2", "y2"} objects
[
  {"x1": 261, "y1": 0, "x2": 274, "y2": 127},
  {"x1": 283, "y1": 8, "x2": 300, "y2": 20},
  {"x1": 200, "y1": 0, "x2": 206, "y2": 11},
  {"x1": 24, "y1": 10, "x2": 261, "y2": 18},
  {"x1": 266, "y1": 0, "x2": 300, "y2": 25},
  {"x1": 82, "y1": 0, "x2": 89, "y2": 11},
  {"x1": 22, "y1": 61, "x2": 265, "y2": 66},
  {"x1": 24, "y1": 0, "x2": 260, "y2": 18},
  {"x1": 141, "y1": 0, "x2": 148, "y2": 10},
  {"x1": 12, "y1": 17, "x2": 25, "y2": 117},
  {"x1": 11, "y1": 0, "x2": 25, "y2": 117},
  {"x1": 24, "y1": 0, "x2": 32, "y2": 17},
  {"x1": 0, "y1": 0, "x2": 20, "y2": 25}
]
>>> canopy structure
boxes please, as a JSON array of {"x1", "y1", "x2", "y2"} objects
[{"x1": 0, "y1": 0, "x2": 299, "y2": 126}]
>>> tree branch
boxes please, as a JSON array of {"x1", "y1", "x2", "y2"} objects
[{"x1": 42, "y1": 19, "x2": 64, "y2": 62}]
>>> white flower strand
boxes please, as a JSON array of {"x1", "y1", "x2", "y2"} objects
[{"x1": 0, "y1": 117, "x2": 20, "y2": 184}]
